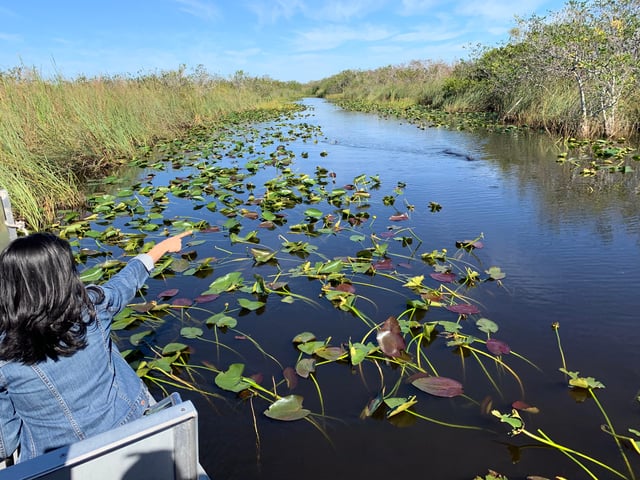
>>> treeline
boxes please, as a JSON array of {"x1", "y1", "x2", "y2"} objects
[
  {"x1": 308, "y1": 0, "x2": 640, "y2": 140},
  {"x1": 0, "y1": 66, "x2": 303, "y2": 229}
]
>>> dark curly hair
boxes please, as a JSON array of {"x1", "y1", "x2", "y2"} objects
[{"x1": 0, "y1": 233, "x2": 95, "y2": 364}]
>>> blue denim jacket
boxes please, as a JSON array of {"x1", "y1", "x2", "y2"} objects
[{"x1": 0, "y1": 255, "x2": 155, "y2": 461}]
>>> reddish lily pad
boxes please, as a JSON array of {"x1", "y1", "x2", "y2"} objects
[
  {"x1": 389, "y1": 213, "x2": 409, "y2": 221},
  {"x1": 376, "y1": 316, "x2": 406, "y2": 358},
  {"x1": 157, "y1": 288, "x2": 179, "y2": 298},
  {"x1": 411, "y1": 376, "x2": 464, "y2": 398},
  {"x1": 172, "y1": 298, "x2": 193, "y2": 307},
  {"x1": 446, "y1": 304, "x2": 480, "y2": 315},
  {"x1": 334, "y1": 283, "x2": 356, "y2": 294},
  {"x1": 373, "y1": 258, "x2": 394, "y2": 270},
  {"x1": 129, "y1": 301, "x2": 158, "y2": 313},
  {"x1": 512, "y1": 400, "x2": 539, "y2": 414},
  {"x1": 283, "y1": 367, "x2": 298, "y2": 389},
  {"x1": 486, "y1": 338, "x2": 511, "y2": 355},
  {"x1": 195, "y1": 293, "x2": 219, "y2": 303},
  {"x1": 430, "y1": 272, "x2": 457, "y2": 283}
]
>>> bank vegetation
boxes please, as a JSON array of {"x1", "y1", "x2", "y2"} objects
[
  {"x1": 309, "y1": 0, "x2": 640, "y2": 140},
  {"x1": 0, "y1": 66, "x2": 303, "y2": 229},
  {"x1": 3, "y1": 0, "x2": 638, "y2": 229}
]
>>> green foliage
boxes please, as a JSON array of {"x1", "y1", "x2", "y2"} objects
[{"x1": 0, "y1": 66, "x2": 304, "y2": 229}]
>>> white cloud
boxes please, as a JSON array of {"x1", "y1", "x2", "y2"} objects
[
  {"x1": 223, "y1": 47, "x2": 261, "y2": 60},
  {"x1": 0, "y1": 32, "x2": 21, "y2": 42},
  {"x1": 174, "y1": 0, "x2": 220, "y2": 21},
  {"x1": 310, "y1": 0, "x2": 386, "y2": 22},
  {"x1": 392, "y1": 24, "x2": 464, "y2": 43},
  {"x1": 292, "y1": 23, "x2": 390, "y2": 52},
  {"x1": 398, "y1": 0, "x2": 439, "y2": 16},
  {"x1": 454, "y1": 0, "x2": 547, "y2": 22},
  {"x1": 245, "y1": 0, "x2": 305, "y2": 24}
]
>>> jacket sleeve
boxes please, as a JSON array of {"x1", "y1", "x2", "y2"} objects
[
  {"x1": 0, "y1": 385, "x2": 21, "y2": 459},
  {"x1": 91, "y1": 255, "x2": 153, "y2": 329}
]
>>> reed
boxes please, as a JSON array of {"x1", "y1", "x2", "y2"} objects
[{"x1": 0, "y1": 67, "x2": 303, "y2": 229}]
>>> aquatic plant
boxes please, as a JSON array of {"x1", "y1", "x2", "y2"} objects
[{"x1": 44, "y1": 103, "x2": 636, "y2": 478}]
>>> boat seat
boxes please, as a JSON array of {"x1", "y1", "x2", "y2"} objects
[{"x1": 0, "y1": 392, "x2": 210, "y2": 480}]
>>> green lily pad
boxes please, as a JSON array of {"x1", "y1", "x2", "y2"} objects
[
  {"x1": 205, "y1": 272, "x2": 244, "y2": 294},
  {"x1": 384, "y1": 395, "x2": 418, "y2": 418},
  {"x1": 180, "y1": 327, "x2": 203, "y2": 339},
  {"x1": 215, "y1": 363, "x2": 249, "y2": 393},
  {"x1": 206, "y1": 313, "x2": 237, "y2": 328},
  {"x1": 304, "y1": 207, "x2": 323, "y2": 218},
  {"x1": 476, "y1": 317, "x2": 499, "y2": 334},
  {"x1": 263, "y1": 395, "x2": 311, "y2": 421},
  {"x1": 295, "y1": 358, "x2": 316, "y2": 378},
  {"x1": 162, "y1": 342, "x2": 188, "y2": 355},
  {"x1": 292, "y1": 332, "x2": 316, "y2": 343},
  {"x1": 237, "y1": 298, "x2": 265, "y2": 311}
]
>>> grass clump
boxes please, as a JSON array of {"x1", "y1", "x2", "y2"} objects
[{"x1": 0, "y1": 66, "x2": 304, "y2": 229}]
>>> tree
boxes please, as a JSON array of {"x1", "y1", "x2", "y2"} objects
[{"x1": 516, "y1": 0, "x2": 640, "y2": 137}]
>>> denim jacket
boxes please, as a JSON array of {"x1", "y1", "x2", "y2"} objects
[{"x1": 0, "y1": 255, "x2": 155, "y2": 461}]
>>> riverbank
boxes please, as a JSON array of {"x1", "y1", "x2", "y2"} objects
[{"x1": 0, "y1": 68, "x2": 304, "y2": 229}]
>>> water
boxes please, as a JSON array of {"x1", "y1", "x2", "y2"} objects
[{"x1": 128, "y1": 98, "x2": 640, "y2": 479}]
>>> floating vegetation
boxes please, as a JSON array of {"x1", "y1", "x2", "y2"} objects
[{"x1": 50, "y1": 104, "x2": 639, "y2": 479}]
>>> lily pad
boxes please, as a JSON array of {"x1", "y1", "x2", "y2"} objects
[
  {"x1": 292, "y1": 332, "x2": 316, "y2": 344},
  {"x1": 486, "y1": 338, "x2": 510, "y2": 355},
  {"x1": 237, "y1": 298, "x2": 265, "y2": 311},
  {"x1": 295, "y1": 358, "x2": 316, "y2": 378},
  {"x1": 263, "y1": 395, "x2": 311, "y2": 421},
  {"x1": 283, "y1": 367, "x2": 298, "y2": 389},
  {"x1": 215, "y1": 363, "x2": 249, "y2": 393},
  {"x1": 411, "y1": 376, "x2": 464, "y2": 397},
  {"x1": 476, "y1": 317, "x2": 499, "y2": 334},
  {"x1": 162, "y1": 342, "x2": 188, "y2": 355},
  {"x1": 446, "y1": 304, "x2": 480, "y2": 315},
  {"x1": 376, "y1": 316, "x2": 406, "y2": 358},
  {"x1": 429, "y1": 272, "x2": 456, "y2": 283},
  {"x1": 384, "y1": 395, "x2": 418, "y2": 417},
  {"x1": 157, "y1": 288, "x2": 179, "y2": 298},
  {"x1": 180, "y1": 327, "x2": 203, "y2": 339},
  {"x1": 206, "y1": 312, "x2": 237, "y2": 328},
  {"x1": 195, "y1": 294, "x2": 219, "y2": 303}
]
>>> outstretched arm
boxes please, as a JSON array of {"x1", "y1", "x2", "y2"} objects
[{"x1": 145, "y1": 230, "x2": 193, "y2": 264}]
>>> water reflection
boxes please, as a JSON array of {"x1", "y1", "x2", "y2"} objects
[{"x1": 100, "y1": 97, "x2": 640, "y2": 479}]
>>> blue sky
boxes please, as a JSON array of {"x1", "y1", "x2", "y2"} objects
[{"x1": 0, "y1": 0, "x2": 566, "y2": 82}]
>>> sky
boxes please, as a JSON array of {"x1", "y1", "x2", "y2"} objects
[{"x1": 0, "y1": 0, "x2": 567, "y2": 83}]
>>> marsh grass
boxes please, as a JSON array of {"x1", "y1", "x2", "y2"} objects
[{"x1": 0, "y1": 67, "x2": 303, "y2": 229}]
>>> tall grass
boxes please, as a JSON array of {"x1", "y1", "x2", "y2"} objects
[
  {"x1": 0, "y1": 66, "x2": 303, "y2": 229},
  {"x1": 309, "y1": 60, "x2": 452, "y2": 106},
  {"x1": 311, "y1": 60, "x2": 640, "y2": 140}
]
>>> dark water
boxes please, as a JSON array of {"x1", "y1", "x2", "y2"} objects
[{"x1": 135, "y1": 98, "x2": 640, "y2": 479}]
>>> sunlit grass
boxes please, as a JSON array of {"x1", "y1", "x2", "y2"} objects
[{"x1": 0, "y1": 67, "x2": 304, "y2": 229}]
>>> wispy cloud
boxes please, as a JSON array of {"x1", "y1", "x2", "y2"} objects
[
  {"x1": 223, "y1": 47, "x2": 261, "y2": 60},
  {"x1": 398, "y1": 0, "x2": 439, "y2": 16},
  {"x1": 392, "y1": 24, "x2": 464, "y2": 43},
  {"x1": 174, "y1": 0, "x2": 220, "y2": 21},
  {"x1": 0, "y1": 32, "x2": 21, "y2": 42},
  {"x1": 454, "y1": 0, "x2": 547, "y2": 22},
  {"x1": 293, "y1": 23, "x2": 390, "y2": 52},
  {"x1": 309, "y1": 0, "x2": 386, "y2": 22},
  {"x1": 245, "y1": 0, "x2": 305, "y2": 25}
]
